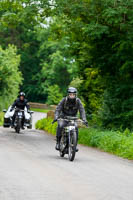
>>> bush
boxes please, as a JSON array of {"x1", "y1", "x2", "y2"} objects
[
  {"x1": 35, "y1": 117, "x2": 57, "y2": 135},
  {"x1": 79, "y1": 128, "x2": 133, "y2": 159},
  {"x1": 0, "y1": 112, "x2": 4, "y2": 126}
]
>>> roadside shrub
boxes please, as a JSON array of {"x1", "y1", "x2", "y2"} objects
[
  {"x1": 0, "y1": 112, "x2": 4, "y2": 126},
  {"x1": 35, "y1": 117, "x2": 57, "y2": 135},
  {"x1": 79, "y1": 128, "x2": 133, "y2": 159}
]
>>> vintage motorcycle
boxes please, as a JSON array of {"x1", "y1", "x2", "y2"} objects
[
  {"x1": 13, "y1": 109, "x2": 24, "y2": 133},
  {"x1": 56, "y1": 116, "x2": 82, "y2": 161},
  {"x1": 3, "y1": 107, "x2": 33, "y2": 133}
]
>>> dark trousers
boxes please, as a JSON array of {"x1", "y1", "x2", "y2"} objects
[{"x1": 56, "y1": 119, "x2": 78, "y2": 141}]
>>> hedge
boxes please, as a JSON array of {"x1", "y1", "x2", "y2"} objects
[{"x1": 0, "y1": 112, "x2": 4, "y2": 126}]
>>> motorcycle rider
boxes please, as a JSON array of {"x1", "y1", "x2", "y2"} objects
[
  {"x1": 53, "y1": 87, "x2": 88, "y2": 151},
  {"x1": 10, "y1": 92, "x2": 30, "y2": 129}
]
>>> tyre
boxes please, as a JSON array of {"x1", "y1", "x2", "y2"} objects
[
  {"x1": 15, "y1": 127, "x2": 20, "y2": 133},
  {"x1": 68, "y1": 130, "x2": 77, "y2": 161},
  {"x1": 59, "y1": 136, "x2": 65, "y2": 157},
  {"x1": 15, "y1": 118, "x2": 21, "y2": 133},
  {"x1": 15, "y1": 126, "x2": 20, "y2": 133}
]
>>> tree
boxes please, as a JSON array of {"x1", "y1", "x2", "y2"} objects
[
  {"x1": 34, "y1": 26, "x2": 78, "y2": 101},
  {"x1": 49, "y1": 0, "x2": 133, "y2": 129},
  {"x1": 0, "y1": 0, "x2": 50, "y2": 102},
  {"x1": 0, "y1": 45, "x2": 22, "y2": 110},
  {"x1": 47, "y1": 85, "x2": 63, "y2": 105}
]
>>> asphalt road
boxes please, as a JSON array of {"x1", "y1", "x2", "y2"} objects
[{"x1": 0, "y1": 112, "x2": 133, "y2": 200}]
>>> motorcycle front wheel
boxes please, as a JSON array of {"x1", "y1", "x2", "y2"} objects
[
  {"x1": 68, "y1": 130, "x2": 77, "y2": 161},
  {"x1": 15, "y1": 118, "x2": 21, "y2": 133},
  {"x1": 59, "y1": 136, "x2": 65, "y2": 157}
]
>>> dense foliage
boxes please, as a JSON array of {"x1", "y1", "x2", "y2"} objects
[
  {"x1": 0, "y1": 45, "x2": 22, "y2": 109},
  {"x1": 50, "y1": 0, "x2": 133, "y2": 129},
  {"x1": 0, "y1": 112, "x2": 4, "y2": 126},
  {"x1": 1, "y1": 0, "x2": 133, "y2": 129},
  {"x1": 0, "y1": 0, "x2": 78, "y2": 103}
]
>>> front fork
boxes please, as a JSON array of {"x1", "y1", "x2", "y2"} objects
[
  {"x1": 68, "y1": 128, "x2": 77, "y2": 147},
  {"x1": 14, "y1": 116, "x2": 22, "y2": 126}
]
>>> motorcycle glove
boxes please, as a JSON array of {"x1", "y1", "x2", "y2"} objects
[{"x1": 52, "y1": 117, "x2": 58, "y2": 124}]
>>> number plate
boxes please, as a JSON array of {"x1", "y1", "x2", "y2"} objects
[{"x1": 69, "y1": 126, "x2": 75, "y2": 131}]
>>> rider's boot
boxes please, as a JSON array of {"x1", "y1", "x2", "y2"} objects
[{"x1": 55, "y1": 136, "x2": 61, "y2": 150}]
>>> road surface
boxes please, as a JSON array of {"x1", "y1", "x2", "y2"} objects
[{"x1": 0, "y1": 112, "x2": 133, "y2": 200}]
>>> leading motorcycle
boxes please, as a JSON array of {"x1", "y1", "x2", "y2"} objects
[{"x1": 56, "y1": 116, "x2": 83, "y2": 161}]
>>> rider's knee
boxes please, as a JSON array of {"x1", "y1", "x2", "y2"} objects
[{"x1": 58, "y1": 121, "x2": 64, "y2": 129}]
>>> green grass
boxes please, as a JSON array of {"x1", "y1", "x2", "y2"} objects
[
  {"x1": 31, "y1": 108, "x2": 51, "y2": 113},
  {"x1": 78, "y1": 128, "x2": 133, "y2": 159},
  {"x1": 0, "y1": 112, "x2": 4, "y2": 126},
  {"x1": 36, "y1": 117, "x2": 133, "y2": 160}
]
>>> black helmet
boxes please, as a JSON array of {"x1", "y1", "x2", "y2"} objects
[
  {"x1": 67, "y1": 87, "x2": 77, "y2": 94},
  {"x1": 19, "y1": 92, "x2": 25, "y2": 97}
]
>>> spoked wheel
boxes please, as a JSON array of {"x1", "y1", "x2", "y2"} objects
[
  {"x1": 68, "y1": 130, "x2": 77, "y2": 161},
  {"x1": 59, "y1": 136, "x2": 65, "y2": 157},
  {"x1": 15, "y1": 127, "x2": 20, "y2": 133},
  {"x1": 15, "y1": 118, "x2": 21, "y2": 134}
]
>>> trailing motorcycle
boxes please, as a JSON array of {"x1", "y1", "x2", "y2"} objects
[
  {"x1": 13, "y1": 109, "x2": 34, "y2": 133},
  {"x1": 14, "y1": 109, "x2": 24, "y2": 133},
  {"x1": 3, "y1": 107, "x2": 34, "y2": 133}
]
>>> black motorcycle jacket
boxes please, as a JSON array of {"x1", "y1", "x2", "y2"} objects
[
  {"x1": 10, "y1": 98, "x2": 30, "y2": 111},
  {"x1": 55, "y1": 97, "x2": 87, "y2": 121}
]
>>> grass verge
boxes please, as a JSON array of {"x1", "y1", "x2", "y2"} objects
[
  {"x1": 0, "y1": 112, "x2": 4, "y2": 126},
  {"x1": 36, "y1": 117, "x2": 133, "y2": 160},
  {"x1": 31, "y1": 108, "x2": 51, "y2": 113}
]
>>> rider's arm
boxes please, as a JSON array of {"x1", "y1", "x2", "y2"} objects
[
  {"x1": 54, "y1": 98, "x2": 65, "y2": 120},
  {"x1": 78, "y1": 98, "x2": 87, "y2": 121}
]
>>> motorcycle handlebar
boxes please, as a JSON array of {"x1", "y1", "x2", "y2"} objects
[
  {"x1": 14, "y1": 109, "x2": 33, "y2": 114},
  {"x1": 15, "y1": 109, "x2": 24, "y2": 112},
  {"x1": 52, "y1": 118, "x2": 88, "y2": 127}
]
